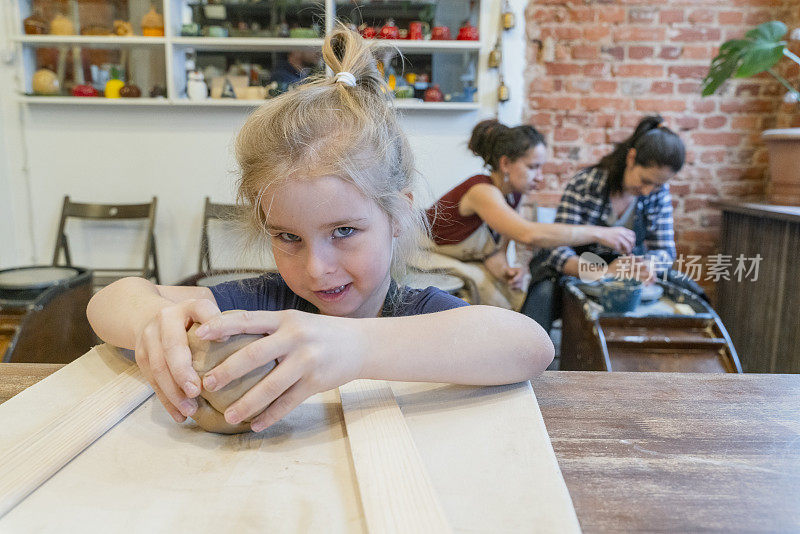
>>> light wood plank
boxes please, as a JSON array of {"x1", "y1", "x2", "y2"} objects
[{"x1": 339, "y1": 379, "x2": 451, "y2": 533}]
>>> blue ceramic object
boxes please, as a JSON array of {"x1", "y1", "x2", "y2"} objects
[{"x1": 600, "y1": 278, "x2": 643, "y2": 313}]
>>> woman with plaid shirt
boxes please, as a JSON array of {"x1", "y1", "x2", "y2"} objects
[{"x1": 522, "y1": 115, "x2": 686, "y2": 330}]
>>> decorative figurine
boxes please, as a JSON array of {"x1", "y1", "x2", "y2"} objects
[
  {"x1": 141, "y1": 6, "x2": 164, "y2": 37},
  {"x1": 23, "y1": 12, "x2": 47, "y2": 35},
  {"x1": 379, "y1": 19, "x2": 399, "y2": 39},
  {"x1": 32, "y1": 69, "x2": 60, "y2": 95},
  {"x1": 113, "y1": 20, "x2": 134, "y2": 36},
  {"x1": 119, "y1": 83, "x2": 141, "y2": 97},
  {"x1": 71, "y1": 84, "x2": 99, "y2": 97},
  {"x1": 149, "y1": 85, "x2": 167, "y2": 98},
  {"x1": 457, "y1": 21, "x2": 479, "y2": 41},
  {"x1": 104, "y1": 68, "x2": 125, "y2": 98},
  {"x1": 423, "y1": 84, "x2": 443, "y2": 102},
  {"x1": 186, "y1": 71, "x2": 208, "y2": 100},
  {"x1": 50, "y1": 14, "x2": 75, "y2": 35}
]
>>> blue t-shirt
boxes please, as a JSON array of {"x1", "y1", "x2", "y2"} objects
[{"x1": 209, "y1": 273, "x2": 468, "y2": 317}]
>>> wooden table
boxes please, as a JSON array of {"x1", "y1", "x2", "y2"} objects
[{"x1": 2, "y1": 363, "x2": 798, "y2": 532}]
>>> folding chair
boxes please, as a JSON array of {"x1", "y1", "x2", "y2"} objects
[{"x1": 52, "y1": 195, "x2": 160, "y2": 289}]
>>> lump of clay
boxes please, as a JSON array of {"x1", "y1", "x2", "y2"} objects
[{"x1": 187, "y1": 323, "x2": 276, "y2": 434}]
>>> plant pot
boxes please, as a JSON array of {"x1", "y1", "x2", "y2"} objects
[{"x1": 763, "y1": 128, "x2": 800, "y2": 206}]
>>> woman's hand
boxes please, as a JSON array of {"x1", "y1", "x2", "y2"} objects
[
  {"x1": 194, "y1": 310, "x2": 366, "y2": 432},
  {"x1": 596, "y1": 227, "x2": 636, "y2": 254},
  {"x1": 483, "y1": 250, "x2": 528, "y2": 290},
  {"x1": 134, "y1": 298, "x2": 222, "y2": 423}
]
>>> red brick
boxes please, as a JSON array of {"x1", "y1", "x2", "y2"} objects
[
  {"x1": 675, "y1": 116, "x2": 701, "y2": 130},
  {"x1": 555, "y1": 128, "x2": 581, "y2": 142},
  {"x1": 692, "y1": 133, "x2": 743, "y2": 146},
  {"x1": 683, "y1": 46, "x2": 712, "y2": 60},
  {"x1": 629, "y1": 46, "x2": 654, "y2": 60},
  {"x1": 583, "y1": 63, "x2": 608, "y2": 77},
  {"x1": 678, "y1": 81, "x2": 702, "y2": 94},
  {"x1": 592, "y1": 113, "x2": 617, "y2": 128},
  {"x1": 529, "y1": 112, "x2": 555, "y2": 128},
  {"x1": 615, "y1": 26, "x2": 666, "y2": 41},
  {"x1": 669, "y1": 183, "x2": 691, "y2": 195},
  {"x1": 693, "y1": 100, "x2": 715, "y2": 113},
  {"x1": 668, "y1": 65, "x2": 709, "y2": 79},
  {"x1": 598, "y1": 6, "x2": 626, "y2": 23},
  {"x1": 568, "y1": 6, "x2": 594, "y2": 23},
  {"x1": 601, "y1": 46, "x2": 625, "y2": 61},
  {"x1": 572, "y1": 44, "x2": 600, "y2": 60},
  {"x1": 581, "y1": 96, "x2": 631, "y2": 111},
  {"x1": 731, "y1": 116, "x2": 761, "y2": 129},
  {"x1": 530, "y1": 78, "x2": 556, "y2": 93},
  {"x1": 545, "y1": 63, "x2": 583, "y2": 76},
  {"x1": 584, "y1": 129, "x2": 605, "y2": 144},
  {"x1": 659, "y1": 46, "x2": 683, "y2": 60},
  {"x1": 719, "y1": 99, "x2": 775, "y2": 113},
  {"x1": 530, "y1": 7, "x2": 559, "y2": 24},
  {"x1": 659, "y1": 9, "x2": 684, "y2": 24},
  {"x1": 745, "y1": 10, "x2": 773, "y2": 26},
  {"x1": 615, "y1": 64, "x2": 665, "y2": 77},
  {"x1": 734, "y1": 83, "x2": 761, "y2": 97},
  {"x1": 628, "y1": 7, "x2": 657, "y2": 24},
  {"x1": 648, "y1": 81, "x2": 672, "y2": 94},
  {"x1": 593, "y1": 80, "x2": 618, "y2": 93},
  {"x1": 688, "y1": 9, "x2": 715, "y2": 24},
  {"x1": 671, "y1": 27, "x2": 722, "y2": 42},
  {"x1": 635, "y1": 99, "x2": 687, "y2": 112},
  {"x1": 584, "y1": 25, "x2": 611, "y2": 40},
  {"x1": 718, "y1": 11, "x2": 744, "y2": 24},
  {"x1": 700, "y1": 150, "x2": 726, "y2": 164},
  {"x1": 703, "y1": 115, "x2": 727, "y2": 129},
  {"x1": 530, "y1": 96, "x2": 580, "y2": 110},
  {"x1": 683, "y1": 198, "x2": 710, "y2": 213},
  {"x1": 541, "y1": 26, "x2": 583, "y2": 40},
  {"x1": 567, "y1": 79, "x2": 593, "y2": 93}
]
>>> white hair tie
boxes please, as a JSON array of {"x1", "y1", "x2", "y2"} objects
[{"x1": 335, "y1": 71, "x2": 357, "y2": 87}]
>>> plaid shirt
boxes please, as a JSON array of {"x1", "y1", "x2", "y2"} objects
[{"x1": 544, "y1": 166, "x2": 676, "y2": 273}]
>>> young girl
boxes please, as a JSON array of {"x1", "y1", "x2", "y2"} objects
[
  {"x1": 424, "y1": 120, "x2": 636, "y2": 309},
  {"x1": 522, "y1": 115, "x2": 686, "y2": 331},
  {"x1": 87, "y1": 28, "x2": 554, "y2": 433}
]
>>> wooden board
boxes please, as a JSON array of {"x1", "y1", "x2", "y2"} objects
[{"x1": 0, "y1": 345, "x2": 580, "y2": 532}]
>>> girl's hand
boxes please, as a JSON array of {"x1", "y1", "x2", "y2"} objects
[
  {"x1": 194, "y1": 310, "x2": 366, "y2": 432},
  {"x1": 597, "y1": 227, "x2": 636, "y2": 254},
  {"x1": 507, "y1": 267, "x2": 530, "y2": 291},
  {"x1": 134, "y1": 298, "x2": 222, "y2": 423}
]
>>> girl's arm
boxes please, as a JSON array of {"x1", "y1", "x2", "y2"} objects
[
  {"x1": 193, "y1": 306, "x2": 553, "y2": 432},
  {"x1": 87, "y1": 277, "x2": 222, "y2": 422},
  {"x1": 462, "y1": 183, "x2": 635, "y2": 252}
]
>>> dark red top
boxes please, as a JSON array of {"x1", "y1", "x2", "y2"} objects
[{"x1": 426, "y1": 174, "x2": 521, "y2": 245}]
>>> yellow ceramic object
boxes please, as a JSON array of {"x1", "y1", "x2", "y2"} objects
[
  {"x1": 32, "y1": 69, "x2": 60, "y2": 95},
  {"x1": 104, "y1": 78, "x2": 125, "y2": 98},
  {"x1": 50, "y1": 14, "x2": 74, "y2": 35},
  {"x1": 141, "y1": 7, "x2": 164, "y2": 36}
]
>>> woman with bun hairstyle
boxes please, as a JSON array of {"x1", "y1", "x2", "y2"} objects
[
  {"x1": 522, "y1": 115, "x2": 688, "y2": 331},
  {"x1": 425, "y1": 119, "x2": 635, "y2": 309}
]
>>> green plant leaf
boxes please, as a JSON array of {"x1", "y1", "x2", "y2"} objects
[
  {"x1": 702, "y1": 21, "x2": 790, "y2": 95},
  {"x1": 702, "y1": 40, "x2": 748, "y2": 96}
]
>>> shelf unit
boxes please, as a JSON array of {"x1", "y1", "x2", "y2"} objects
[{"x1": 10, "y1": 0, "x2": 486, "y2": 110}]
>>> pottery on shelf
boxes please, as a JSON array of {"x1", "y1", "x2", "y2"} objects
[
  {"x1": 32, "y1": 69, "x2": 60, "y2": 95},
  {"x1": 457, "y1": 21, "x2": 479, "y2": 41},
  {"x1": 141, "y1": 7, "x2": 164, "y2": 37},
  {"x1": 119, "y1": 83, "x2": 141, "y2": 98},
  {"x1": 113, "y1": 20, "x2": 134, "y2": 36},
  {"x1": 72, "y1": 84, "x2": 99, "y2": 97},
  {"x1": 186, "y1": 71, "x2": 208, "y2": 100},
  {"x1": 23, "y1": 12, "x2": 47, "y2": 35},
  {"x1": 104, "y1": 78, "x2": 125, "y2": 98},
  {"x1": 423, "y1": 84, "x2": 443, "y2": 102},
  {"x1": 50, "y1": 14, "x2": 75, "y2": 36}
]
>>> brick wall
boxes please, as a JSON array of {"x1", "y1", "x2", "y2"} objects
[{"x1": 524, "y1": 0, "x2": 800, "y2": 295}]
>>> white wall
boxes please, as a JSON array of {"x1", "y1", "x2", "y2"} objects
[{"x1": 1, "y1": 0, "x2": 525, "y2": 282}]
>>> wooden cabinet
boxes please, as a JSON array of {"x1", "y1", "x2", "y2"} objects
[{"x1": 715, "y1": 200, "x2": 800, "y2": 373}]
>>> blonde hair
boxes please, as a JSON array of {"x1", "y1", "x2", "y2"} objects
[{"x1": 234, "y1": 25, "x2": 427, "y2": 282}]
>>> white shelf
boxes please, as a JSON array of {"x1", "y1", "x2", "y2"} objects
[
  {"x1": 19, "y1": 95, "x2": 479, "y2": 111},
  {"x1": 171, "y1": 37, "x2": 324, "y2": 51},
  {"x1": 388, "y1": 40, "x2": 482, "y2": 53},
  {"x1": 15, "y1": 35, "x2": 166, "y2": 46},
  {"x1": 19, "y1": 96, "x2": 172, "y2": 106}
]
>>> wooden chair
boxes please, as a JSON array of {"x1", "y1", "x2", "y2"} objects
[
  {"x1": 178, "y1": 197, "x2": 268, "y2": 287},
  {"x1": 52, "y1": 196, "x2": 160, "y2": 289}
]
